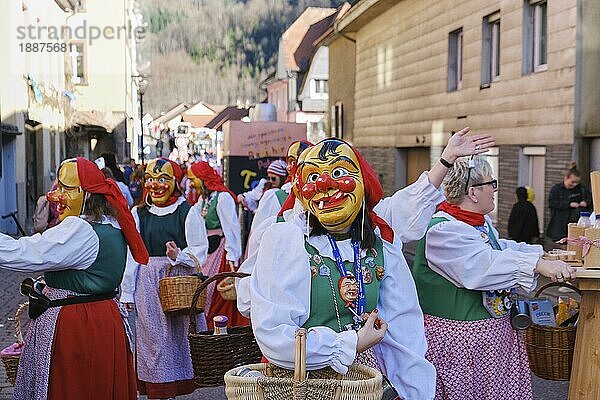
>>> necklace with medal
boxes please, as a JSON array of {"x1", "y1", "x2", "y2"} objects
[{"x1": 326, "y1": 233, "x2": 366, "y2": 330}]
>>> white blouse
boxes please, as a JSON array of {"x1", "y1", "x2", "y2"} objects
[
  {"x1": 0, "y1": 216, "x2": 99, "y2": 272},
  {"x1": 120, "y1": 197, "x2": 208, "y2": 303},
  {"x1": 425, "y1": 211, "x2": 544, "y2": 292},
  {"x1": 213, "y1": 191, "x2": 242, "y2": 264},
  {"x1": 246, "y1": 172, "x2": 443, "y2": 400}
]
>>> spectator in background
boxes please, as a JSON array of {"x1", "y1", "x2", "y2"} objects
[
  {"x1": 508, "y1": 186, "x2": 540, "y2": 244},
  {"x1": 128, "y1": 165, "x2": 145, "y2": 207},
  {"x1": 546, "y1": 162, "x2": 592, "y2": 242},
  {"x1": 100, "y1": 152, "x2": 126, "y2": 184},
  {"x1": 123, "y1": 158, "x2": 136, "y2": 185}
]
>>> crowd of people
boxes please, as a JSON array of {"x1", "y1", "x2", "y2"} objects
[{"x1": 0, "y1": 128, "x2": 583, "y2": 400}]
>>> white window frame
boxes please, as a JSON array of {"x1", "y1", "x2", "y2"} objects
[
  {"x1": 70, "y1": 41, "x2": 87, "y2": 85},
  {"x1": 481, "y1": 12, "x2": 501, "y2": 87},
  {"x1": 447, "y1": 28, "x2": 463, "y2": 92},
  {"x1": 331, "y1": 101, "x2": 343, "y2": 139},
  {"x1": 533, "y1": 1, "x2": 547, "y2": 71},
  {"x1": 310, "y1": 79, "x2": 328, "y2": 100},
  {"x1": 490, "y1": 19, "x2": 500, "y2": 80}
]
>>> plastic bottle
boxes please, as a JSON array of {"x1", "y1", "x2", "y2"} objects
[
  {"x1": 577, "y1": 212, "x2": 592, "y2": 227},
  {"x1": 213, "y1": 315, "x2": 228, "y2": 335},
  {"x1": 594, "y1": 214, "x2": 600, "y2": 229}
]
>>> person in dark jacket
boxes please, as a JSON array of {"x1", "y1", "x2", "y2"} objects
[
  {"x1": 546, "y1": 163, "x2": 592, "y2": 242},
  {"x1": 508, "y1": 187, "x2": 540, "y2": 244}
]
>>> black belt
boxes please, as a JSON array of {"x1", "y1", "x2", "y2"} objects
[{"x1": 21, "y1": 278, "x2": 117, "y2": 319}]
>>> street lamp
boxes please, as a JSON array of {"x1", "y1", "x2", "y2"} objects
[{"x1": 137, "y1": 78, "x2": 148, "y2": 164}]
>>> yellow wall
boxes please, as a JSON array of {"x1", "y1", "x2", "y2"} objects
[
  {"x1": 328, "y1": 35, "x2": 356, "y2": 142},
  {"x1": 344, "y1": 0, "x2": 577, "y2": 147}
]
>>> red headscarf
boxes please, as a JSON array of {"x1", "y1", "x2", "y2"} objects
[
  {"x1": 189, "y1": 161, "x2": 237, "y2": 202},
  {"x1": 279, "y1": 139, "x2": 394, "y2": 243},
  {"x1": 144, "y1": 158, "x2": 184, "y2": 207},
  {"x1": 75, "y1": 157, "x2": 149, "y2": 264}
]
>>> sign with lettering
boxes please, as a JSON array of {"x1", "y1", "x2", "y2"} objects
[{"x1": 223, "y1": 121, "x2": 307, "y2": 158}]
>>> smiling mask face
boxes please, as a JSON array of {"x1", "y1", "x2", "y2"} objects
[
  {"x1": 47, "y1": 159, "x2": 85, "y2": 221},
  {"x1": 296, "y1": 140, "x2": 364, "y2": 233},
  {"x1": 144, "y1": 159, "x2": 176, "y2": 205}
]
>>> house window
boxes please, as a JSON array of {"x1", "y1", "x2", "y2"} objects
[
  {"x1": 377, "y1": 45, "x2": 393, "y2": 88},
  {"x1": 481, "y1": 12, "x2": 500, "y2": 87},
  {"x1": 447, "y1": 28, "x2": 463, "y2": 92},
  {"x1": 523, "y1": 0, "x2": 547, "y2": 74},
  {"x1": 331, "y1": 102, "x2": 343, "y2": 139},
  {"x1": 311, "y1": 79, "x2": 328, "y2": 99},
  {"x1": 70, "y1": 42, "x2": 87, "y2": 85}
]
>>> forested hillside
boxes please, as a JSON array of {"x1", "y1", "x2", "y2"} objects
[{"x1": 139, "y1": 0, "x2": 345, "y2": 115}]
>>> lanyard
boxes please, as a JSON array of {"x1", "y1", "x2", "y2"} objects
[
  {"x1": 474, "y1": 224, "x2": 501, "y2": 250},
  {"x1": 326, "y1": 234, "x2": 366, "y2": 317}
]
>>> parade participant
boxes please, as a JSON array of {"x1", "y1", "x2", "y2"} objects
[
  {"x1": 412, "y1": 156, "x2": 577, "y2": 400},
  {"x1": 0, "y1": 157, "x2": 148, "y2": 400},
  {"x1": 120, "y1": 157, "x2": 208, "y2": 399},
  {"x1": 237, "y1": 142, "x2": 312, "y2": 317},
  {"x1": 187, "y1": 161, "x2": 245, "y2": 328},
  {"x1": 237, "y1": 159, "x2": 288, "y2": 212},
  {"x1": 246, "y1": 127, "x2": 494, "y2": 399}
]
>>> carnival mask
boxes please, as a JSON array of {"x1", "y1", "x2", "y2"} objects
[
  {"x1": 286, "y1": 141, "x2": 312, "y2": 175},
  {"x1": 297, "y1": 140, "x2": 365, "y2": 233},
  {"x1": 338, "y1": 275, "x2": 359, "y2": 307},
  {"x1": 47, "y1": 159, "x2": 85, "y2": 221},
  {"x1": 186, "y1": 168, "x2": 205, "y2": 194},
  {"x1": 144, "y1": 159, "x2": 176, "y2": 205}
]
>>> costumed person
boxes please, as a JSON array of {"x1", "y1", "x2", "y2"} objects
[
  {"x1": 411, "y1": 156, "x2": 577, "y2": 400},
  {"x1": 187, "y1": 161, "x2": 245, "y2": 328},
  {"x1": 237, "y1": 141, "x2": 313, "y2": 317},
  {"x1": 246, "y1": 127, "x2": 494, "y2": 399},
  {"x1": 0, "y1": 157, "x2": 147, "y2": 400},
  {"x1": 120, "y1": 157, "x2": 208, "y2": 399}
]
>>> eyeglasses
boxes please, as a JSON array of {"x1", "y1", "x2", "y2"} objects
[{"x1": 471, "y1": 179, "x2": 498, "y2": 190}]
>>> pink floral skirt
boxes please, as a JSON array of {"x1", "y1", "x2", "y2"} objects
[{"x1": 424, "y1": 314, "x2": 532, "y2": 400}]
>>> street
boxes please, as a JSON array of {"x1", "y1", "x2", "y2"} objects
[{"x1": 0, "y1": 267, "x2": 567, "y2": 400}]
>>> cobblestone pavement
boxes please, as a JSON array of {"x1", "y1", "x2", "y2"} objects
[{"x1": 0, "y1": 268, "x2": 568, "y2": 399}]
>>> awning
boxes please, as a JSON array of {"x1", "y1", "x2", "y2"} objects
[{"x1": 0, "y1": 123, "x2": 22, "y2": 135}]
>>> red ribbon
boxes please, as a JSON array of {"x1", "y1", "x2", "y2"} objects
[{"x1": 557, "y1": 236, "x2": 600, "y2": 257}]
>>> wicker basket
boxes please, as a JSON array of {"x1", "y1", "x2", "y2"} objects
[
  {"x1": 525, "y1": 282, "x2": 580, "y2": 381},
  {"x1": 224, "y1": 328, "x2": 383, "y2": 400},
  {"x1": 188, "y1": 271, "x2": 262, "y2": 387},
  {"x1": 1, "y1": 302, "x2": 28, "y2": 385},
  {"x1": 159, "y1": 253, "x2": 205, "y2": 315}
]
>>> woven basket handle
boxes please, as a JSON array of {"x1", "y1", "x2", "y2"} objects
[
  {"x1": 534, "y1": 282, "x2": 581, "y2": 297},
  {"x1": 14, "y1": 302, "x2": 28, "y2": 345},
  {"x1": 188, "y1": 271, "x2": 250, "y2": 333},
  {"x1": 292, "y1": 328, "x2": 342, "y2": 400},
  {"x1": 165, "y1": 252, "x2": 202, "y2": 277}
]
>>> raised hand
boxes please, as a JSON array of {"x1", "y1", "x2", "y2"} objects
[{"x1": 442, "y1": 127, "x2": 496, "y2": 163}]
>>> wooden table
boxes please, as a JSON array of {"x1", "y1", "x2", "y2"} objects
[{"x1": 568, "y1": 268, "x2": 600, "y2": 399}]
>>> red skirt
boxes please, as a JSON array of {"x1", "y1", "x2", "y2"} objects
[
  {"x1": 47, "y1": 299, "x2": 137, "y2": 400},
  {"x1": 206, "y1": 251, "x2": 250, "y2": 329}
]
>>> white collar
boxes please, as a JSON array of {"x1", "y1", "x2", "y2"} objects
[
  {"x1": 81, "y1": 215, "x2": 121, "y2": 229},
  {"x1": 148, "y1": 196, "x2": 186, "y2": 216}
]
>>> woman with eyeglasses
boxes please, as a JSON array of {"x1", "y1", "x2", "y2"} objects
[{"x1": 412, "y1": 156, "x2": 576, "y2": 400}]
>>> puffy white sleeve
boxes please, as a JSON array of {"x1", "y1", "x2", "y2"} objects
[
  {"x1": 237, "y1": 214, "x2": 278, "y2": 318},
  {"x1": 216, "y1": 192, "x2": 242, "y2": 264},
  {"x1": 249, "y1": 222, "x2": 357, "y2": 374},
  {"x1": 374, "y1": 240, "x2": 436, "y2": 399},
  {"x1": 489, "y1": 217, "x2": 544, "y2": 254},
  {"x1": 250, "y1": 189, "x2": 282, "y2": 236},
  {"x1": 242, "y1": 178, "x2": 267, "y2": 212},
  {"x1": 373, "y1": 172, "x2": 445, "y2": 242},
  {"x1": 170, "y1": 204, "x2": 209, "y2": 269},
  {"x1": 120, "y1": 207, "x2": 142, "y2": 303},
  {"x1": 426, "y1": 219, "x2": 541, "y2": 292},
  {"x1": 0, "y1": 216, "x2": 99, "y2": 272}
]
